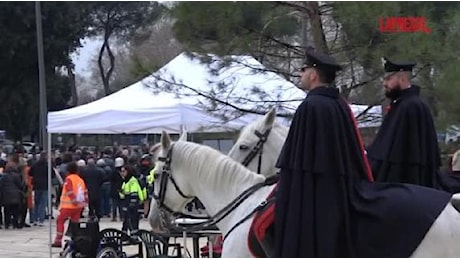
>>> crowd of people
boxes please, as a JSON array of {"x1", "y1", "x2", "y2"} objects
[{"x1": 0, "y1": 145, "x2": 155, "y2": 235}]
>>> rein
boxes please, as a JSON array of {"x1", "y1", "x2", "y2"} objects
[
  {"x1": 163, "y1": 175, "x2": 277, "y2": 233},
  {"x1": 153, "y1": 141, "x2": 278, "y2": 234},
  {"x1": 223, "y1": 175, "x2": 278, "y2": 241}
]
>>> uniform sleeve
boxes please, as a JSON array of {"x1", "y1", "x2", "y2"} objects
[
  {"x1": 147, "y1": 168, "x2": 155, "y2": 184},
  {"x1": 142, "y1": 187, "x2": 147, "y2": 201},
  {"x1": 119, "y1": 182, "x2": 126, "y2": 199},
  {"x1": 138, "y1": 184, "x2": 146, "y2": 202}
]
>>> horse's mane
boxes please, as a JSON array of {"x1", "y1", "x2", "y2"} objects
[{"x1": 171, "y1": 141, "x2": 265, "y2": 190}]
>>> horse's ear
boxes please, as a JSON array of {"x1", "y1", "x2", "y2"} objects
[
  {"x1": 149, "y1": 143, "x2": 162, "y2": 158},
  {"x1": 161, "y1": 131, "x2": 172, "y2": 149},
  {"x1": 264, "y1": 107, "x2": 276, "y2": 127},
  {"x1": 179, "y1": 131, "x2": 187, "y2": 141},
  {"x1": 150, "y1": 143, "x2": 161, "y2": 153}
]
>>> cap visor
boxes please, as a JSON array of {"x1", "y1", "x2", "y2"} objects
[{"x1": 384, "y1": 72, "x2": 397, "y2": 78}]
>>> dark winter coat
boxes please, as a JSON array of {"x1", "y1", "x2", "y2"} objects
[
  {"x1": 30, "y1": 159, "x2": 49, "y2": 191},
  {"x1": 0, "y1": 168, "x2": 25, "y2": 205},
  {"x1": 80, "y1": 164, "x2": 105, "y2": 201}
]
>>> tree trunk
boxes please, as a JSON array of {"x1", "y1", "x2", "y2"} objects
[
  {"x1": 98, "y1": 30, "x2": 116, "y2": 96},
  {"x1": 306, "y1": 1, "x2": 328, "y2": 54},
  {"x1": 300, "y1": 1, "x2": 309, "y2": 49},
  {"x1": 67, "y1": 64, "x2": 78, "y2": 106},
  {"x1": 98, "y1": 38, "x2": 110, "y2": 96},
  {"x1": 105, "y1": 39, "x2": 116, "y2": 92}
]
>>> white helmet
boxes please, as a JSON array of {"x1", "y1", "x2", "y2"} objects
[
  {"x1": 77, "y1": 159, "x2": 86, "y2": 167},
  {"x1": 115, "y1": 157, "x2": 124, "y2": 168},
  {"x1": 96, "y1": 159, "x2": 106, "y2": 167}
]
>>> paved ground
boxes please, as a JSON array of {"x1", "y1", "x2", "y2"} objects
[{"x1": 0, "y1": 214, "x2": 215, "y2": 258}]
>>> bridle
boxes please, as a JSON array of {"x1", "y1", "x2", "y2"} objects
[
  {"x1": 152, "y1": 144, "x2": 196, "y2": 219},
  {"x1": 241, "y1": 128, "x2": 272, "y2": 174},
  {"x1": 152, "y1": 142, "x2": 278, "y2": 234}
]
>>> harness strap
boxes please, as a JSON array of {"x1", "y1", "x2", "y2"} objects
[
  {"x1": 242, "y1": 128, "x2": 271, "y2": 172},
  {"x1": 166, "y1": 175, "x2": 279, "y2": 233},
  {"x1": 165, "y1": 181, "x2": 267, "y2": 232},
  {"x1": 257, "y1": 147, "x2": 263, "y2": 174},
  {"x1": 222, "y1": 175, "x2": 278, "y2": 239},
  {"x1": 160, "y1": 203, "x2": 209, "y2": 220},
  {"x1": 169, "y1": 174, "x2": 194, "y2": 199},
  {"x1": 223, "y1": 196, "x2": 275, "y2": 241}
]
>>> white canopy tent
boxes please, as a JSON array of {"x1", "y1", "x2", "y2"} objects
[
  {"x1": 47, "y1": 84, "x2": 252, "y2": 134},
  {"x1": 351, "y1": 104, "x2": 382, "y2": 128},
  {"x1": 47, "y1": 52, "x2": 304, "y2": 134}
]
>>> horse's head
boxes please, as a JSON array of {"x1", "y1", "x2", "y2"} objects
[
  {"x1": 149, "y1": 131, "x2": 188, "y2": 165},
  {"x1": 148, "y1": 131, "x2": 196, "y2": 232},
  {"x1": 149, "y1": 130, "x2": 271, "y2": 240},
  {"x1": 149, "y1": 143, "x2": 162, "y2": 164},
  {"x1": 228, "y1": 107, "x2": 288, "y2": 177}
]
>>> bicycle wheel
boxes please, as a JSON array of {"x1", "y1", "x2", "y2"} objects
[{"x1": 96, "y1": 247, "x2": 119, "y2": 258}]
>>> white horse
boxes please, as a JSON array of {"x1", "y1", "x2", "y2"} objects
[
  {"x1": 149, "y1": 131, "x2": 276, "y2": 257},
  {"x1": 227, "y1": 107, "x2": 288, "y2": 178},
  {"x1": 224, "y1": 108, "x2": 460, "y2": 257},
  {"x1": 148, "y1": 111, "x2": 285, "y2": 218}
]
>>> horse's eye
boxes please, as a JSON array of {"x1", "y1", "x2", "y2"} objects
[{"x1": 239, "y1": 144, "x2": 249, "y2": 150}]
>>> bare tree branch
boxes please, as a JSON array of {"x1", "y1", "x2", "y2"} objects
[
  {"x1": 144, "y1": 74, "x2": 295, "y2": 118},
  {"x1": 274, "y1": 1, "x2": 311, "y2": 13}
]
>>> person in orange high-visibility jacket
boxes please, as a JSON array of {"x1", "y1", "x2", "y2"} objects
[{"x1": 52, "y1": 161, "x2": 88, "y2": 248}]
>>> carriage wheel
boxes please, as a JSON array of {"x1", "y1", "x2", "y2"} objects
[{"x1": 96, "y1": 247, "x2": 119, "y2": 258}]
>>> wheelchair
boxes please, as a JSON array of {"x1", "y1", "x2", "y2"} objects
[{"x1": 59, "y1": 219, "x2": 101, "y2": 258}]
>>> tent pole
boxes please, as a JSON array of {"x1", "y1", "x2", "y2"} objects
[{"x1": 47, "y1": 132, "x2": 52, "y2": 257}]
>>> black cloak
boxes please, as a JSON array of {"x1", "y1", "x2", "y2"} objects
[
  {"x1": 274, "y1": 86, "x2": 451, "y2": 257},
  {"x1": 367, "y1": 85, "x2": 460, "y2": 193},
  {"x1": 367, "y1": 85, "x2": 442, "y2": 187}
]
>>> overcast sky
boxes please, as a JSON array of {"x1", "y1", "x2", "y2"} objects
[{"x1": 71, "y1": 36, "x2": 102, "y2": 78}]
